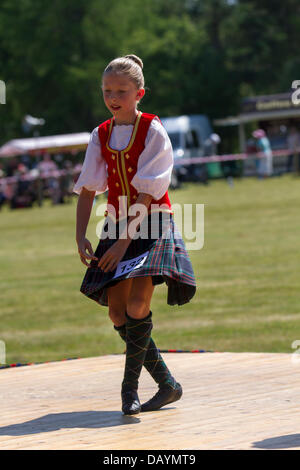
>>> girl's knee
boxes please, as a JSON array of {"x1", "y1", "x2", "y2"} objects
[
  {"x1": 108, "y1": 307, "x2": 126, "y2": 326},
  {"x1": 126, "y1": 299, "x2": 150, "y2": 319},
  {"x1": 127, "y1": 276, "x2": 154, "y2": 319}
]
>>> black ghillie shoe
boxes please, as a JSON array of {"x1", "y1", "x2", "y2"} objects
[
  {"x1": 121, "y1": 390, "x2": 141, "y2": 415},
  {"x1": 141, "y1": 383, "x2": 183, "y2": 412}
]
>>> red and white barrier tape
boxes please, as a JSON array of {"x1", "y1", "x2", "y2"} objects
[
  {"x1": 0, "y1": 168, "x2": 79, "y2": 186},
  {"x1": 175, "y1": 147, "x2": 300, "y2": 166},
  {"x1": 0, "y1": 147, "x2": 298, "y2": 186}
]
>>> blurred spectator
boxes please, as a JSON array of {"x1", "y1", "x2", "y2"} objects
[
  {"x1": 209, "y1": 133, "x2": 221, "y2": 154},
  {"x1": 0, "y1": 188, "x2": 6, "y2": 210},
  {"x1": 53, "y1": 153, "x2": 64, "y2": 166},
  {"x1": 0, "y1": 154, "x2": 83, "y2": 210},
  {"x1": 10, "y1": 163, "x2": 36, "y2": 209},
  {"x1": 0, "y1": 162, "x2": 5, "y2": 178},
  {"x1": 0, "y1": 163, "x2": 7, "y2": 210},
  {"x1": 252, "y1": 129, "x2": 273, "y2": 178},
  {"x1": 37, "y1": 153, "x2": 58, "y2": 174},
  {"x1": 37, "y1": 154, "x2": 61, "y2": 205},
  {"x1": 246, "y1": 138, "x2": 255, "y2": 151},
  {"x1": 286, "y1": 125, "x2": 300, "y2": 174},
  {"x1": 204, "y1": 133, "x2": 228, "y2": 183},
  {"x1": 5, "y1": 157, "x2": 19, "y2": 177},
  {"x1": 61, "y1": 159, "x2": 74, "y2": 201},
  {"x1": 20, "y1": 154, "x2": 33, "y2": 170},
  {"x1": 73, "y1": 162, "x2": 82, "y2": 184}
]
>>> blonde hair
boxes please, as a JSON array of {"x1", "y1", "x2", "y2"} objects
[{"x1": 103, "y1": 54, "x2": 145, "y2": 89}]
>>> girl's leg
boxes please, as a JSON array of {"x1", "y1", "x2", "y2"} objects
[
  {"x1": 107, "y1": 277, "x2": 153, "y2": 414},
  {"x1": 126, "y1": 275, "x2": 155, "y2": 319},
  {"x1": 107, "y1": 278, "x2": 133, "y2": 327},
  {"x1": 127, "y1": 277, "x2": 178, "y2": 391},
  {"x1": 124, "y1": 276, "x2": 182, "y2": 412},
  {"x1": 111, "y1": 276, "x2": 174, "y2": 385},
  {"x1": 108, "y1": 276, "x2": 182, "y2": 413},
  {"x1": 120, "y1": 276, "x2": 154, "y2": 414},
  {"x1": 107, "y1": 278, "x2": 142, "y2": 415}
]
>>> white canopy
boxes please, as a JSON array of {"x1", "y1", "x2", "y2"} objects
[{"x1": 0, "y1": 132, "x2": 90, "y2": 157}]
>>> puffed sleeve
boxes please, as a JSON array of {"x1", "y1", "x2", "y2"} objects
[
  {"x1": 130, "y1": 118, "x2": 173, "y2": 200},
  {"x1": 73, "y1": 127, "x2": 108, "y2": 195}
]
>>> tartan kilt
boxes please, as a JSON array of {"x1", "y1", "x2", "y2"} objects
[{"x1": 79, "y1": 212, "x2": 196, "y2": 306}]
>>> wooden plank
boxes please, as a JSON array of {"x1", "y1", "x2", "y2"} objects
[{"x1": 0, "y1": 353, "x2": 300, "y2": 450}]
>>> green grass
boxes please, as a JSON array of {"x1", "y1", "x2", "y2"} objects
[{"x1": 1, "y1": 174, "x2": 300, "y2": 364}]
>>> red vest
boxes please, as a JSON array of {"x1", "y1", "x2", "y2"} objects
[{"x1": 98, "y1": 111, "x2": 172, "y2": 220}]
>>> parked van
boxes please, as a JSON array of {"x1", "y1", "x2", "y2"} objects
[{"x1": 161, "y1": 114, "x2": 222, "y2": 187}]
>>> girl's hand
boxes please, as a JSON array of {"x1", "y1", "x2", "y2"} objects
[
  {"x1": 97, "y1": 240, "x2": 128, "y2": 272},
  {"x1": 77, "y1": 237, "x2": 98, "y2": 267}
]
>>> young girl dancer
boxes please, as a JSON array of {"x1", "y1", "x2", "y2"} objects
[{"x1": 74, "y1": 55, "x2": 196, "y2": 415}]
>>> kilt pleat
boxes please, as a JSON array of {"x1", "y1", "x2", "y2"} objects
[{"x1": 79, "y1": 213, "x2": 196, "y2": 307}]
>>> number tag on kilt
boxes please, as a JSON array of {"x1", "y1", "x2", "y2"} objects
[{"x1": 113, "y1": 251, "x2": 149, "y2": 279}]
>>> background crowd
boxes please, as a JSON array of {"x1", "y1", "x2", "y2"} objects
[
  {"x1": 0, "y1": 121, "x2": 299, "y2": 211},
  {"x1": 0, "y1": 153, "x2": 79, "y2": 210}
]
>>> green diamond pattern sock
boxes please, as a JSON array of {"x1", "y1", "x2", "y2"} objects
[
  {"x1": 121, "y1": 311, "x2": 153, "y2": 393},
  {"x1": 115, "y1": 311, "x2": 177, "y2": 391}
]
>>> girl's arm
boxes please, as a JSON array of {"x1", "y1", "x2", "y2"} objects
[
  {"x1": 76, "y1": 187, "x2": 98, "y2": 266},
  {"x1": 97, "y1": 192, "x2": 152, "y2": 272}
]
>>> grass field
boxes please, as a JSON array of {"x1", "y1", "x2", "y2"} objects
[{"x1": 1, "y1": 174, "x2": 300, "y2": 364}]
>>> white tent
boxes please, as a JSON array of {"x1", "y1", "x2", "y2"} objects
[{"x1": 0, "y1": 132, "x2": 90, "y2": 158}]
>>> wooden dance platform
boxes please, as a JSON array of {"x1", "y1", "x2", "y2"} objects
[{"x1": 0, "y1": 352, "x2": 300, "y2": 450}]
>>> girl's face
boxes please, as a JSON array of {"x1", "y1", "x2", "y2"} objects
[{"x1": 102, "y1": 72, "x2": 145, "y2": 125}]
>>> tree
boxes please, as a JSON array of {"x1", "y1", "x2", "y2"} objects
[{"x1": 1, "y1": 0, "x2": 300, "y2": 149}]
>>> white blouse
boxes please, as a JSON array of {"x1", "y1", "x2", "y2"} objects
[{"x1": 73, "y1": 117, "x2": 173, "y2": 201}]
